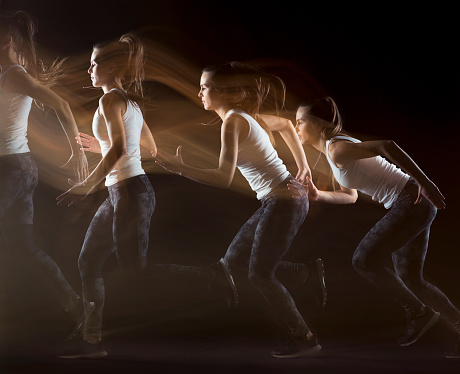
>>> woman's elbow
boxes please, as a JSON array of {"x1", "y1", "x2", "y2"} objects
[
  {"x1": 118, "y1": 147, "x2": 127, "y2": 158},
  {"x1": 218, "y1": 178, "x2": 232, "y2": 189},
  {"x1": 277, "y1": 118, "x2": 294, "y2": 132},
  {"x1": 215, "y1": 173, "x2": 233, "y2": 189},
  {"x1": 382, "y1": 140, "x2": 398, "y2": 152},
  {"x1": 349, "y1": 190, "x2": 358, "y2": 203},
  {"x1": 111, "y1": 144, "x2": 127, "y2": 159},
  {"x1": 54, "y1": 97, "x2": 71, "y2": 114}
]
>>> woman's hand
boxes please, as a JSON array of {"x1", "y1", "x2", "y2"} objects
[
  {"x1": 290, "y1": 176, "x2": 357, "y2": 204},
  {"x1": 288, "y1": 176, "x2": 319, "y2": 200},
  {"x1": 61, "y1": 151, "x2": 89, "y2": 185},
  {"x1": 76, "y1": 132, "x2": 102, "y2": 154},
  {"x1": 304, "y1": 176, "x2": 320, "y2": 201},
  {"x1": 154, "y1": 146, "x2": 184, "y2": 175},
  {"x1": 295, "y1": 167, "x2": 312, "y2": 185},
  {"x1": 416, "y1": 179, "x2": 446, "y2": 209},
  {"x1": 285, "y1": 179, "x2": 305, "y2": 199},
  {"x1": 56, "y1": 183, "x2": 88, "y2": 207}
]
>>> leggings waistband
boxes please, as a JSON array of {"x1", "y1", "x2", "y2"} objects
[{"x1": 0, "y1": 152, "x2": 33, "y2": 170}]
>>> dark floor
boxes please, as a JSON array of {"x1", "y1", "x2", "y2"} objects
[
  {"x1": 1, "y1": 173, "x2": 459, "y2": 374},
  {"x1": 2, "y1": 302, "x2": 460, "y2": 374}
]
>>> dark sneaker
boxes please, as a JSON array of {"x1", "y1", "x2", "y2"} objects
[
  {"x1": 399, "y1": 306, "x2": 440, "y2": 346},
  {"x1": 57, "y1": 339, "x2": 107, "y2": 359},
  {"x1": 212, "y1": 258, "x2": 238, "y2": 308},
  {"x1": 272, "y1": 333, "x2": 321, "y2": 359},
  {"x1": 65, "y1": 301, "x2": 95, "y2": 341},
  {"x1": 445, "y1": 349, "x2": 460, "y2": 359},
  {"x1": 303, "y1": 258, "x2": 327, "y2": 309}
]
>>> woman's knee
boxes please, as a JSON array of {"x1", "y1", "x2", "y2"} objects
[
  {"x1": 352, "y1": 245, "x2": 386, "y2": 273},
  {"x1": 78, "y1": 253, "x2": 101, "y2": 279},
  {"x1": 395, "y1": 258, "x2": 426, "y2": 289},
  {"x1": 77, "y1": 254, "x2": 88, "y2": 276},
  {"x1": 352, "y1": 250, "x2": 366, "y2": 273},
  {"x1": 3, "y1": 224, "x2": 38, "y2": 256},
  {"x1": 248, "y1": 267, "x2": 273, "y2": 290}
]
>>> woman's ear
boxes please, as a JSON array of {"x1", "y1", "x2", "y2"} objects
[
  {"x1": 232, "y1": 91, "x2": 245, "y2": 106},
  {"x1": 106, "y1": 62, "x2": 116, "y2": 73},
  {"x1": 2, "y1": 35, "x2": 13, "y2": 50}
]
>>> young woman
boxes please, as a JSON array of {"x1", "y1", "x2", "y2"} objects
[
  {"x1": 155, "y1": 61, "x2": 322, "y2": 358},
  {"x1": 56, "y1": 33, "x2": 157, "y2": 359},
  {"x1": 294, "y1": 97, "x2": 460, "y2": 352},
  {"x1": 0, "y1": 11, "x2": 88, "y2": 332}
]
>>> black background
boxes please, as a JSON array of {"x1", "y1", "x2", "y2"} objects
[{"x1": 0, "y1": 1, "x2": 459, "y2": 373}]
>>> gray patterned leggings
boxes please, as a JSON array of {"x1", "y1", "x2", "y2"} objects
[
  {"x1": 352, "y1": 178, "x2": 460, "y2": 332},
  {"x1": 78, "y1": 174, "x2": 155, "y2": 340},
  {"x1": 0, "y1": 153, "x2": 79, "y2": 311},
  {"x1": 223, "y1": 177, "x2": 310, "y2": 335}
]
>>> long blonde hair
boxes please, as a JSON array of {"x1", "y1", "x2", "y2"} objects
[
  {"x1": 0, "y1": 11, "x2": 66, "y2": 105},
  {"x1": 90, "y1": 32, "x2": 157, "y2": 114},
  {"x1": 202, "y1": 61, "x2": 286, "y2": 145},
  {"x1": 92, "y1": 33, "x2": 145, "y2": 101}
]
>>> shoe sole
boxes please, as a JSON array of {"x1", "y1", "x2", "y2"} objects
[
  {"x1": 314, "y1": 258, "x2": 327, "y2": 309},
  {"x1": 445, "y1": 354, "x2": 460, "y2": 359},
  {"x1": 272, "y1": 344, "x2": 322, "y2": 359},
  {"x1": 219, "y1": 258, "x2": 239, "y2": 308},
  {"x1": 400, "y1": 311, "x2": 440, "y2": 347},
  {"x1": 57, "y1": 350, "x2": 108, "y2": 359}
]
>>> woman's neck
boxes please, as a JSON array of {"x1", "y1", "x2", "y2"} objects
[
  {"x1": 215, "y1": 104, "x2": 240, "y2": 121},
  {"x1": 0, "y1": 54, "x2": 19, "y2": 71},
  {"x1": 310, "y1": 137, "x2": 327, "y2": 155},
  {"x1": 102, "y1": 83, "x2": 123, "y2": 94}
]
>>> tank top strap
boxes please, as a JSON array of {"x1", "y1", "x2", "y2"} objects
[
  {"x1": 225, "y1": 108, "x2": 247, "y2": 120},
  {"x1": 329, "y1": 135, "x2": 359, "y2": 143},
  {"x1": 0, "y1": 65, "x2": 27, "y2": 84},
  {"x1": 1, "y1": 65, "x2": 27, "y2": 75},
  {"x1": 108, "y1": 87, "x2": 129, "y2": 101},
  {"x1": 326, "y1": 136, "x2": 360, "y2": 166}
]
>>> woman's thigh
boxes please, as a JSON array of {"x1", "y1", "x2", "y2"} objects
[
  {"x1": 111, "y1": 176, "x2": 155, "y2": 271},
  {"x1": 78, "y1": 198, "x2": 115, "y2": 278},
  {"x1": 250, "y1": 195, "x2": 308, "y2": 277},
  {"x1": 354, "y1": 187, "x2": 436, "y2": 264},
  {"x1": 223, "y1": 205, "x2": 264, "y2": 270},
  {"x1": 0, "y1": 154, "x2": 38, "y2": 224}
]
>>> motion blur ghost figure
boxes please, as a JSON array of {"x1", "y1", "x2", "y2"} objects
[{"x1": 0, "y1": 10, "x2": 89, "y2": 340}]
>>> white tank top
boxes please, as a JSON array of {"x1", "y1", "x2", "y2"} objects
[
  {"x1": 0, "y1": 65, "x2": 33, "y2": 155},
  {"x1": 226, "y1": 109, "x2": 290, "y2": 200},
  {"x1": 325, "y1": 135, "x2": 410, "y2": 209},
  {"x1": 92, "y1": 88, "x2": 145, "y2": 186}
]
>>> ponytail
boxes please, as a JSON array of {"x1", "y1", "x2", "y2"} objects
[
  {"x1": 299, "y1": 96, "x2": 343, "y2": 140},
  {"x1": 118, "y1": 33, "x2": 145, "y2": 98},
  {"x1": 93, "y1": 32, "x2": 147, "y2": 109}
]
